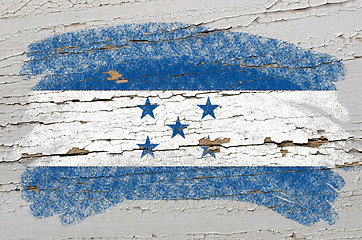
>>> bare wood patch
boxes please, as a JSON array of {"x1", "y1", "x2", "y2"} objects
[
  {"x1": 66, "y1": 147, "x2": 89, "y2": 155},
  {"x1": 26, "y1": 186, "x2": 39, "y2": 194},
  {"x1": 103, "y1": 70, "x2": 128, "y2": 83},
  {"x1": 264, "y1": 137, "x2": 329, "y2": 148},
  {"x1": 21, "y1": 153, "x2": 43, "y2": 158},
  {"x1": 199, "y1": 137, "x2": 230, "y2": 146}
]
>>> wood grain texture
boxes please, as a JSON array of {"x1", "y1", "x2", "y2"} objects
[{"x1": 1, "y1": 0, "x2": 361, "y2": 239}]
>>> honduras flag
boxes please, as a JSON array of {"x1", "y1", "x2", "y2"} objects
[{"x1": 19, "y1": 22, "x2": 350, "y2": 226}]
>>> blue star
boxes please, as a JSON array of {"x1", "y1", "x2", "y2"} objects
[
  {"x1": 197, "y1": 97, "x2": 219, "y2": 119},
  {"x1": 137, "y1": 98, "x2": 159, "y2": 119},
  {"x1": 167, "y1": 117, "x2": 189, "y2": 138},
  {"x1": 137, "y1": 136, "x2": 159, "y2": 158},
  {"x1": 200, "y1": 136, "x2": 216, "y2": 158}
]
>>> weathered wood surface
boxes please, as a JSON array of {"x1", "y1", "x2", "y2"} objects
[{"x1": 1, "y1": 0, "x2": 361, "y2": 239}]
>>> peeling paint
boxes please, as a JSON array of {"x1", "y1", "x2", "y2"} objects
[{"x1": 0, "y1": 0, "x2": 361, "y2": 239}]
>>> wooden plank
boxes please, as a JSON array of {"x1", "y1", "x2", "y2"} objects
[{"x1": 1, "y1": 0, "x2": 361, "y2": 239}]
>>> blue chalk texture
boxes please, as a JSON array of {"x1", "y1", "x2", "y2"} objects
[
  {"x1": 21, "y1": 167, "x2": 344, "y2": 226},
  {"x1": 20, "y1": 22, "x2": 344, "y2": 90}
]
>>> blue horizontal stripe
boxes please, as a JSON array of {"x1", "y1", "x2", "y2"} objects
[
  {"x1": 21, "y1": 166, "x2": 344, "y2": 226},
  {"x1": 20, "y1": 22, "x2": 344, "y2": 90}
]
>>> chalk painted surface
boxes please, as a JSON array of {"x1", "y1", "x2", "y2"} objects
[
  {"x1": 1, "y1": 0, "x2": 362, "y2": 239},
  {"x1": 7, "y1": 91, "x2": 354, "y2": 167}
]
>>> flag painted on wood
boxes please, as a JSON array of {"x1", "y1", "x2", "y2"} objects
[{"x1": 20, "y1": 22, "x2": 348, "y2": 226}]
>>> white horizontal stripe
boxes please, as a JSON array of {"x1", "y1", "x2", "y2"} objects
[{"x1": 17, "y1": 91, "x2": 357, "y2": 167}]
